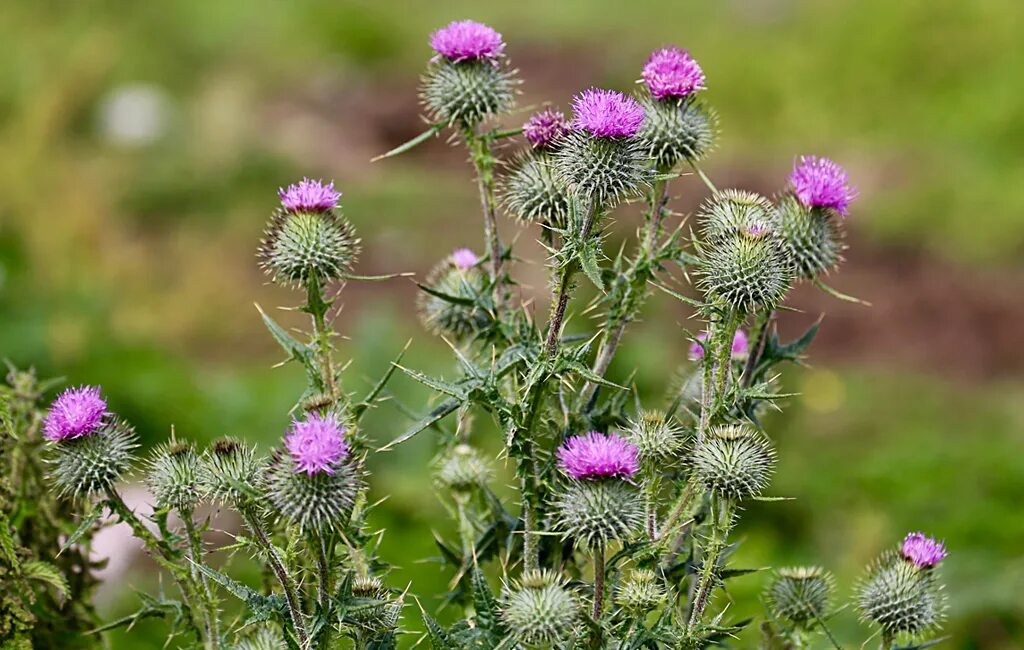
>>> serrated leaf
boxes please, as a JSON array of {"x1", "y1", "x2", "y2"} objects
[
  {"x1": 393, "y1": 364, "x2": 468, "y2": 399},
  {"x1": 377, "y1": 398, "x2": 461, "y2": 452},
  {"x1": 255, "y1": 304, "x2": 315, "y2": 374},
  {"x1": 578, "y1": 239, "x2": 604, "y2": 292},
  {"x1": 470, "y1": 567, "x2": 502, "y2": 636},
  {"x1": 421, "y1": 610, "x2": 457, "y2": 649},
  {"x1": 0, "y1": 512, "x2": 17, "y2": 565},
  {"x1": 193, "y1": 562, "x2": 285, "y2": 623},
  {"x1": 416, "y1": 283, "x2": 478, "y2": 307},
  {"x1": 22, "y1": 561, "x2": 69, "y2": 601},
  {"x1": 59, "y1": 507, "x2": 105, "y2": 556},
  {"x1": 649, "y1": 281, "x2": 704, "y2": 308}
]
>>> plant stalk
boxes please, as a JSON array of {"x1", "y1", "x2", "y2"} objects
[
  {"x1": 242, "y1": 509, "x2": 309, "y2": 648},
  {"x1": 183, "y1": 508, "x2": 219, "y2": 650},
  {"x1": 463, "y1": 126, "x2": 503, "y2": 301},
  {"x1": 741, "y1": 309, "x2": 773, "y2": 388},
  {"x1": 687, "y1": 498, "x2": 734, "y2": 632}
]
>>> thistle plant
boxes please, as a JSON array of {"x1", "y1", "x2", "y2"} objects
[{"x1": 8, "y1": 16, "x2": 956, "y2": 650}]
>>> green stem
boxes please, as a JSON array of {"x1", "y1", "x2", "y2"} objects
[
  {"x1": 741, "y1": 309, "x2": 773, "y2": 389},
  {"x1": 708, "y1": 313, "x2": 742, "y2": 423},
  {"x1": 880, "y1": 632, "x2": 894, "y2": 650},
  {"x1": 242, "y1": 509, "x2": 308, "y2": 647},
  {"x1": 644, "y1": 471, "x2": 662, "y2": 540},
  {"x1": 696, "y1": 320, "x2": 717, "y2": 445},
  {"x1": 659, "y1": 478, "x2": 698, "y2": 541},
  {"x1": 544, "y1": 203, "x2": 598, "y2": 358},
  {"x1": 314, "y1": 532, "x2": 332, "y2": 650},
  {"x1": 306, "y1": 275, "x2": 339, "y2": 406},
  {"x1": 183, "y1": 509, "x2": 219, "y2": 650},
  {"x1": 454, "y1": 494, "x2": 475, "y2": 558},
  {"x1": 590, "y1": 545, "x2": 606, "y2": 647},
  {"x1": 687, "y1": 498, "x2": 734, "y2": 632},
  {"x1": 463, "y1": 127, "x2": 503, "y2": 301}
]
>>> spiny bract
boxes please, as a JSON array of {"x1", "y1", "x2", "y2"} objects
[
  {"x1": 623, "y1": 409, "x2": 686, "y2": 464},
  {"x1": 553, "y1": 131, "x2": 650, "y2": 209},
  {"x1": 764, "y1": 566, "x2": 834, "y2": 626},
  {"x1": 689, "y1": 424, "x2": 776, "y2": 501},
  {"x1": 421, "y1": 59, "x2": 515, "y2": 127},
  {"x1": 501, "y1": 569, "x2": 579, "y2": 648},
  {"x1": 551, "y1": 479, "x2": 643, "y2": 549},
  {"x1": 699, "y1": 190, "x2": 777, "y2": 242},
  {"x1": 199, "y1": 437, "x2": 261, "y2": 505},
  {"x1": 501, "y1": 151, "x2": 572, "y2": 228},
  {"x1": 417, "y1": 257, "x2": 491, "y2": 340},
  {"x1": 639, "y1": 96, "x2": 717, "y2": 169},
  {"x1": 258, "y1": 209, "x2": 360, "y2": 286},
  {"x1": 615, "y1": 568, "x2": 668, "y2": 614},
  {"x1": 145, "y1": 439, "x2": 202, "y2": 512},
  {"x1": 50, "y1": 420, "x2": 137, "y2": 498},
  {"x1": 857, "y1": 552, "x2": 947, "y2": 638},
  {"x1": 775, "y1": 192, "x2": 844, "y2": 280},
  {"x1": 434, "y1": 444, "x2": 490, "y2": 493},
  {"x1": 697, "y1": 224, "x2": 792, "y2": 314},
  {"x1": 264, "y1": 449, "x2": 361, "y2": 533}
]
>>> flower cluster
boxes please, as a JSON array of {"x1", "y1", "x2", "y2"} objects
[
  {"x1": 430, "y1": 20, "x2": 505, "y2": 62},
  {"x1": 285, "y1": 413, "x2": 349, "y2": 475},
  {"x1": 44, "y1": 385, "x2": 108, "y2": 441},
  {"x1": 557, "y1": 432, "x2": 639, "y2": 480},
  {"x1": 642, "y1": 47, "x2": 706, "y2": 99}
]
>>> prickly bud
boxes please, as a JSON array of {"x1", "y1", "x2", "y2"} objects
[
  {"x1": 501, "y1": 570, "x2": 579, "y2": 648},
  {"x1": 857, "y1": 551, "x2": 947, "y2": 638},
  {"x1": 689, "y1": 425, "x2": 776, "y2": 501},
  {"x1": 421, "y1": 60, "x2": 515, "y2": 128},
  {"x1": 417, "y1": 253, "x2": 491, "y2": 340},
  {"x1": 346, "y1": 575, "x2": 401, "y2": 634},
  {"x1": 697, "y1": 219, "x2": 792, "y2": 314},
  {"x1": 623, "y1": 410, "x2": 686, "y2": 464},
  {"x1": 699, "y1": 190, "x2": 776, "y2": 242},
  {"x1": 435, "y1": 444, "x2": 490, "y2": 493},
  {"x1": 639, "y1": 96, "x2": 717, "y2": 169},
  {"x1": 551, "y1": 479, "x2": 643, "y2": 549},
  {"x1": 50, "y1": 419, "x2": 137, "y2": 498},
  {"x1": 146, "y1": 439, "x2": 202, "y2": 512},
  {"x1": 775, "y1": 193, "x2": 844, "y2": 280},
  {"x1": 501, "y1": 151, "x2": 572, "y2": 228},
  {"x1": 258, "y1": 208, "x2": 359, "y2": 287},
  {"x1": 764, "y1": 566, "x2": 834, "y2": 626},
  {"x1": 615, "y1": 568, "x2": 667, "y2": 614},
  {"x1": 199, "y1": 437, "x2": 260, "y2": 505},
  {"x1": 264, "y1": 449, "x2": 361, "y2": 533},
  {"x1": 553, "y1": 131, "x2": 649, "y2": 209}
]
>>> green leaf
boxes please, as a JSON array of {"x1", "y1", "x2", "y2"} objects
[
  {"x1": 59, "y1": 507, "x2": 105, "y2": 556},
  {"x1": 578, "y1": 239, "x2": 605, "y2": 292},
  {"x1": 895, "y1": 637, "x2": 950, "y2": 650},
  {"x1": 255, "y1": 304, "x2": 315, "y2": 373},
  {"x1": 22, "y1": 561, "x2": 69, "y2": 601},
  {"x1": 352, "y1": 343, "x2": 408, "y2": 422},
  {"x1": 415, "y1": 283, "x2": 478, "y2": 307},
  {"x1": 193, "y1": 562, "x2": 285, "y2": 623},
  {"x1": 342, "y1": 271, "x2": 414, "y2": 281},
  {"x1": 470, "y1": 567, "x2": 502, "y2": 636},
  {"x1": 377, "y1": 398, "x2": 461, "y2": 451},
  {"x1": 649, "y1": 281, "x2": 704, "y2": 308},
  {"x1": 372, "y1": 123, "x2": 443, "y2": 161},
  {"x1": 0, "y1": 512, "x2": 17, "y2": 565},
  {"x1": 392, "y1": 364, "x2": 468, "y2": 399},
  {"x1": 421, "y1": 610, "x2": 456, "y2": 649}
]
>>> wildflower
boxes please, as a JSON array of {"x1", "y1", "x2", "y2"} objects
[
  {"x1": 690, "y1": 425, "x2": 776, "y2": 501},
  {"x1": 790, "y1": 156, "x2": 856, "y2": 217},
  {"x1": 557, "y1": 432, "x2": 639, "y2": 481},
  {"x1": 571, "y1": 88, "x2": 645, "y2": 139},
  {"x1": 642, "y1": 47, "x2": 706, "y2": 100},
  {"x1": 285, "y1": 413, "x2": 349, "y2": 475},
  {"x1": 278, "y1": 178, "x2": 341, "y2": 213},
  {"x1": 430, "y1": 20, "x2": 505, "y2": 62},
  {"x1": 44, "y1": 386, "x2": 108, "y2": 441},
  {"x1": 451, "y1": 248, "x2": 478, "y2": 271},
  {"x1": 901, "y1": 532, "x2": 948, "y2": 569},
  {"x1": 523, "y1": 109, "x2": 568, "y2": 148},
  {"x1": 689, "y1": 329, "x2": 750, "y2": 361},
  {"x1": 501, "y1": 570, "x2": 578, "y2": 648}
]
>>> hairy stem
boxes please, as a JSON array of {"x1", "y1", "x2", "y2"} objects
[
  {"x1": 644, "y1": 177, "x2": 670, "y2": 254},
  {"x1": 659, "y1": 478, "x2": 698, "y2": 541},
  {"x1": 687, "y1": 498, "x2": 734, "y2": 632},
  {"x1": 463, "y1": 127, "x2": 503, "y2": 300},
  {"x1": 696, "y1": 320, "x2": 717, "y2": 445},
  {"x1": 183, "y1": 509, "x2": 219, "y2": 650},
  {"x1": 545, "y1": 203, "x2": 598, "y2": 358},
  {"x1": 644, "y1": 472, "x2": 662, "y2": 540},
  {"x1": 708, "y1": 313, "x2": 742, "y2": 424},
  {"x1": 454, "y1": 494, "x2": 475, "y2": 558},
  {"x1": 306, "y1": 275, "x2": 339, "y2": 405},
  {"x1": 242, "y1": 509, "x2": 308, "y2": 647},
  {"x1": 591, "y1": 545, "x2": 606, "y2": 642},
  {"x1": 741, "y1": 309, "x2": 773, "y2": 388}
]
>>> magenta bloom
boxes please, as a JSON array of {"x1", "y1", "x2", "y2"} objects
[
  {"x1": 451, "y1": 248, "x2": 478, "y2": 271},
  {"x1": 642, "y1": 47, "x2": 706, "y2": 100},
  {"x1": 571, "y1": 88, "x2": 645, "y2": 139},
  {"x1": 429, "y1": 20, "x2": 504, "y2": 62},
  {"x1": 689, "y1": 329, "x2": 749, "y2": 361},
  {"x1": 901, "y1": 532, "x2": 948, "y2": 568},
  {"x1": 278, "y1": 178, "x2": 341, "y2": 213},
  {"x1": 285, "y1": 413, "x2": 349, "y2": 476},
  {"x1": 790, "y1": 156, "x2": 856, "y2": 217},
  {"x1": 44, "y1": 386, "x2": 108, "y2": 442},
  {"x1": 558, "y1": 432, "x2": 639, "y2": 481},
  {"x1": 523, "y1": 109, "x2": 568, "y2": 148}
]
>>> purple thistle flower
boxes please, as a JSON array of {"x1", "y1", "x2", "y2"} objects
[
  {"x1": 523, "y1": 109, "x2": 568, "y2": 148},
  {"x1": 689, "y1": 329, "x2": 750, "y2": 361},
  {"x1": 901, "y1": 532, "x2": 948, "y2": 568},
  {"x1": 278, "y1": 178, "x2": 341, "y2": 213},
  {"x1": 429, "y1": 20, "x2": 505, "y2": 62},
  {"x1": 558, "y1": 432, "x2": 639, "y2": 481},
  {"x1": 285, "y1": 413, "x2": 350, "y2": 476},
  {"x1": 642, "y1": 47, "x2": 706, "y2": 100},
  {"x1": 451, "y1": 248, "x2": 478, "y2": 271},
  {"x1": 790, "y1": 156, "x2": 856, "y2": 218},
  {"x1": 44, "y1": 386, "x2": 108, "y2": 441},
  {"x1": 571, "y1": 88, "x2": 645, "y2": 139}
]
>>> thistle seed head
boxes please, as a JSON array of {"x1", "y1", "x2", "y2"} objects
[
  {"x1": 857, "y1": 550, "x2": 947, "y2": 638},
  {"x1": 200, "y1": 437, "x2": 260, "y2": 506},
  {"x1": 551, "y1": 479, "x2": 643, "y2": 550},
  {"x1": 764, "y1": 566, "x2": 834, "y2": 626},
  {"x1": 146, "y1": 438, "x2": 202, "y2": 512},
  {"x1": 501, "y1": 569, "x2": 579, "y2": 648},
  {"x1": 417, "y1": 253, "x2": 491, "y2": 340},
  {"x1": 615, "y1": 568, "x2": 667, "y2": 614},
  {"x1": 775, "y1": 192, "x2": 844, "y2": 280},
  {"x1": 639, "y1": 96, "x2": 717, "y2": 169},
  {"x1": 435, "y1": 444, "x2": 490, "y2": 493},
  {"x1": 689, "y1": 424, "x2": 776, "y2": 501},
  {"x1": 258, "y1": 204, "x2": 360, "y2": 287},
  {"x1": 50, "y1": 418, "x2": 137, "y2": 498},
  {"x1": 420, "y1": 58, "x2": 515, "y2": 128},
  {"x1": 623, "y1": 410, "x2": 686, "y2": 464},
  {"x1": 501, "y1": 151, "x2": 572, "y2": 228}
]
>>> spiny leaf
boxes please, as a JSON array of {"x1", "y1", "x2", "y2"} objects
[
  {"x1": 578, "y1": 238, "x2": 605, "y2": 292},
  {"x1": 22, "y1": 561, "x2": 69, "y2": 601},
  {"x1": 372, "y1": 123, "x2": 443, "y2": 161},
  {"x1": 416, "y1": 282, "x2": 478, "y2": 307},
  {"x1": 421, "y1": 610, "x2": 457, "y2": 649},
  {"x1": 378, "y1": 398, "x2": 461, "y2": 451},
  {"x1": 59, "y1": 507, "x2": 105, "y2": 556},
  {"x1": 255, "y1": 303, "x2": 316, "y2": 374},
  {"x1": 392, "y1": 364, "x2": 468, "y2": 399},
  {"x1": 0, "y1": 512, "x2": 17, "y2": 565},
  {"x1": 353, "y1": 342, "x2": 409, "y2": 422},
  {"x1": 470, "y1": 567, "x2": 502, "y2": 636}
]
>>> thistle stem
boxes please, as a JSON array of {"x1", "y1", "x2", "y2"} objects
[
  {"x1": 183, "y1": 508, "x2": 219, "y2": 650},
  {"x1": 591, "y1": 545, "x2": 606, "y2": 643},
  {"x1": 659, "y1": 478, "x2": 698, "y2": 541},
  {"x1": 687, "y1": 498, "x2": 734, "y2": 632},
  {"x1": 242, "y1": 509, "x2": 308, "y2": 647},
  {"x1": 306, "y1": 275, "x2": 339, "y2": 405},
  {"x1": 708, "y1": 313, "x2": 742, "y2": 423},
  {"x1": 545, "y1": 203, "x2": 598, "y2": 358},
  {"x1": 463, "y1": 127, "x2": 503, "y2": 301},
  {"x1": 696, "y1": 320, "x2": 717, "y2": 445},
  {"x1": 644, "y1": 472, "x2": 662, "y2": 540},
  {"x1": 741, "y1": 309, "x2": 773, "y2": 389},
  {"x1": 644, "y1": 177, "x2": 670, "y2": 254}
]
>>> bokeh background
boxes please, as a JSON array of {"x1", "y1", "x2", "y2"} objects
[{"x1": 2, "y1": 1, "x2": 1022, "y2": 647}]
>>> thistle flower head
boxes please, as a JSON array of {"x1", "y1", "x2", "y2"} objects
[
  {"x1": 146, "y1": 439, "x2": 202, "y2": 512},
  {"x1": 639, "y1": 95, "x2": 717, "y2": 169},
  {"x1": 765, "y1": 566, "x2": 834, "y2": 627},
  {"x1": 571, "y1": 88, "x2": 645, "y2": 139},
  {"x1": 689, "y1": 424, "x2": 777, "y2": 501},
  {"x1": 501, "y1": 150, "x2": 572, "y2": 227},
  {"x1": 857, "y1": 550, "x2": 948, "y2": 638},
  {"x1": 552, "y1": 479, "x2": 643, "y2": 549},
  {"x1": 623, "y1": 410, "x2": 685, "y2": 463},
  {"x1": 44, "y1": 386, "x2": 108, "y2": 441},
  {"x1": 435, "y1": 444, "x2": 490, "y2": 493},
  {"x1": 557, "y1": 432, "x2": 639, "y2": 481},
  {"x1": 429, "y1": 20, "x2": 505, "y2": 62},
  {"x1": 699, "y1": 189, "x2": 777, "y2": 242},
  {"x1": 417, "y1": 255, "x2": 491, "y2": 340},
  {"x1": 790, "y1": 156, "x2": 856, "y2": 217},
  {"x1": 501, "y1": 570, "x2": 579, "y2": 647},
  {"x1": 689, "y1": 329, "x2": 749, "y2": 361},
  {"x1": 616, "y1": 569, "x2": 668, "y2": 614},
  {"x1": 642, "y1": 47, "x2": 706, "y2": 100},
  {"x1": 523, "y1": 109, "x2": 568, "y2": 148},
  {"x1": 50, "y1": 418, "x2": 137, "y2": 498},
  {"x1": 901, "y1": 532, "x2": 948, "y2": 569},
  {"x1": 278, "y1": 178, "x2": 341, "y2": 213},
  {"x1": 698, "y1": 220, "x2": 792, "y2": 315},
  {"x1": 450, "y1": 247, "x2": 478, "y2": 271},
  {"x1": 285, "y1": 413, "x2": 349, "y2": 475},
  {"x1": 200, "y1": 437, "x2": 260, "y2": 505},
  {"x1": 775, "y1": 193, "x2": 845, "y2": 280}
]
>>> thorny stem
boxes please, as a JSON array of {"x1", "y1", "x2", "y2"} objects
[
  {"x1": 643, "y1": 471, "x2": 662, "y2": 540},
  {"x1": 880, "y1": 632, "x2": 894, "y2": 650},
  {"x1": 306, "y1": 275, "x2": 339, "y2": 406},
  {"x1": 696, "y1": 319, "x2": 717, "y2": 445},
  {"x1": 314, "y1": 533, "x2": 332, "y2": 650},
  {"x1": 463, "y1": 126, "x2": 503, "y2": 302},
  {"x1": 454, "y1": 494, "x2": 475, "y2": 558},
  {"x1": 708, "y1": 313, "x2": 742, "y2": 427},
  {"x1": 242, "y1": 508, "x2": 309, "y2": 648},
  {"x1": 644, "y1": 177, "x2": 670, "y2": 254},
  {"x1": 545, "y1": 202, "x2": 599, "y2": 358},
  {"x1": 591, "y1": 545, "x2": 606, "y2": 647},
  {"x1": 687, "y1": 498, "x2": 734, "y2": 632},
  {"x1": 741, "y1": 309, "x2": 773, "y2": 388},
  {"x1": 183, "y1": 509, "x2": 219, "y2": 650},
  {"x1": 658, "y1": 478, "x2": 698, "y2": 541}
]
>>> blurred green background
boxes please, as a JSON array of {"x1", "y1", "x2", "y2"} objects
[{"x1": 2, "y1": 0, "x2": 1022, "y2": 647}]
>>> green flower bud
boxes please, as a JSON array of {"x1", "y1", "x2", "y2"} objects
[
  {"x1": 615, "y1": 568, "x2": 667, "y2": 614},
  {"x1": 697, "y1": 223, "x2": 792, "y2": 314},
  {"x1": 775, "y1": 193, "x2": 844, "y2": 280},
  {"x1": 623, "y1": 410, "x2": 686, "y2": 464},
  {"x1": 199, "y1": 437, "x2": 261, "y2": 506},
  {"x1": 689, "y1": 425, "x2": 776, "y2": 501},
  {"x1": 699, "y1": 190, "x2": 776, "y2": 242},
  {"x1": 145, "y1": 439, "x2": 202, "y2": 512},
  {"x1": 258, "y1": 209, "x2": 360, "y2": 287},
  {"x1": 501, "y1": 570, "x2": 579, "y2": 648},
  {"x1": 764, "y1": 566, "x2": 834, "y2": 627},
  {"x1": 417, "y1": 256, "x2": 491, "y2": 340},
  {"x1": 346, "y1": 576, "x2": 402, "y2": 635},
  {"x1": 51, "y1": 419, "x2": 137, "y2": 498},
  {"x1": 639, "y1": 96, "x2": 717, "y2": 169},
  {"x1": 552, "y1": 479, "x2": 643, "y2": 550},
  {"x1": 501, "y1": 151, "x2": 572, "y2": 228},
  {"x1": 857, "y1": 552, "x2": 947, "y2": 639},
  {"x1": 435, "y1": 444, "x2": 490, "y2": 494},
  {"x1": 420, "y1": 60, "x2": 515, "y2": 128},
  {"x1": 553, "y1": 131, "x2": 650, "y2": 209}
]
